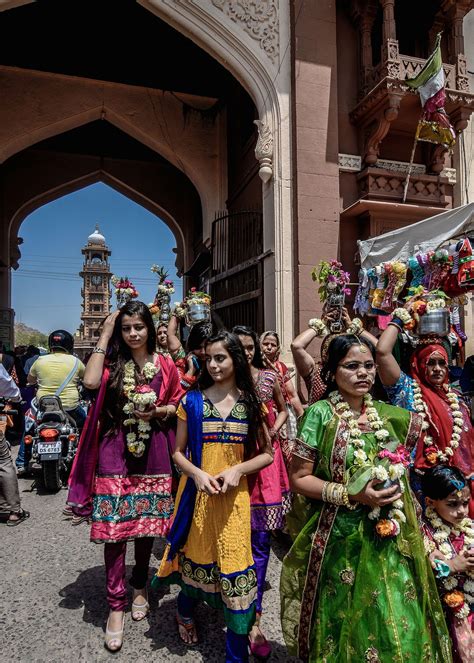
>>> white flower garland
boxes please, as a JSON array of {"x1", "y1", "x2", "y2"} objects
[
  {"x1": 425, "y1": 506, "x2": 474, "y2": 620},
  {"x1": 328, "y1": 391, "x2": 406, "y2": 534},
  {"x1": 123, "y1": 359, "x2": 158, "y2": 457},
  {"x1": 412, "y1": 382, "x2": 464, "y2": 464}
]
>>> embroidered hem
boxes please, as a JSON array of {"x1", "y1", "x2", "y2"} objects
[
  {"x1": 251, "y1": 492, "x2": 292, "y2": 530},
  {"x1": 154, "y1": 554, "x2": 257, "y2": 634},
  {"x1": 91, "y1": 474, "x2": 173, "y2": 542}
]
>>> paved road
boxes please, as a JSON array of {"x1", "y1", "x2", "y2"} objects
[{"x1": 1, "y1": 457, "x2": 297, "y2": 663}]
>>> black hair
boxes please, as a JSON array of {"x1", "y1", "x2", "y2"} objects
[
  {"x1": 104, "y1": 301, "x2": 157, "y2": 430},
  {"x1": 421, "y1": 465, "x2": 467, "y2": 500},
  {"x1": 186, "y1": 321, "x2": 212, "y2": 354},
  {"x1": 321, "y1": 334, "x2": 376, "y2": 398},
  {"x1": 197, "y1": 330, "x2": 265, "y2": 456},
  {"x1": 232, "y1": 325, "x2": 265, "y2": 369}
]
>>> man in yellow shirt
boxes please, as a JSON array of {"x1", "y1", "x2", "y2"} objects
[{"x1": 16, "y1": 330, "x2": 86, "y2": 476}]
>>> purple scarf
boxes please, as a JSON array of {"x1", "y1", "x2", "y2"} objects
[{"x1": 67, "y1": 367, "x2": 109, "y2": 516}]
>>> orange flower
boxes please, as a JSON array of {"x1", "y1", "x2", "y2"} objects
[
  {"x1": 425, "y1": 451, "x2": 439, "y2": 465},
  {"x1": 443, "y1": 590, "x2": 464, "y2": 609},
  {"x1": 376, "y1": 519, "x2": 395, "y2": 538}
]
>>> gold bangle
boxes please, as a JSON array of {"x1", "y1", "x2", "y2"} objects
[
  {"x1": 342, "y1": 486, "x2": 357, "y2": 510},
  {"x1": 321, "y1": 481, "x2": 330, "y2": 502}
]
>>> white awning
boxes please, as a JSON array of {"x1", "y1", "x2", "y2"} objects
[{"x1": 357, "y1": 203, "x2": 474, "y2": 268}]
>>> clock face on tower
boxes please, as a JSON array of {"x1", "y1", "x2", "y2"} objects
[{"x1": 91, "y1": 275, "x2": 102, "y2": 286}]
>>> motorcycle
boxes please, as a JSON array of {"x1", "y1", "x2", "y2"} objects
[{"x1": 26, "y1": 396, "x2": 79, "y2": 492}]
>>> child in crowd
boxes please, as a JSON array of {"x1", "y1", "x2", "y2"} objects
[{"x1": 422, "y1": 466, "x2": 474, "y2": 662}]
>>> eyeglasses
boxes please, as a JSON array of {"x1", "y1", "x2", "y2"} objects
[{"x1": 338, "y1": 361, "x2": 376, "y2": 372}]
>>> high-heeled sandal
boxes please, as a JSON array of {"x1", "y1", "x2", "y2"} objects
[
  {"x1": 104, "y1": 612, "x2": 125, "y2": 652},
  {"x1": 131, "y1": 590, "x2": 149, "y2": 621},
  {"x1": 176, "y1": 612, "x2": 198, "y2": 646}
]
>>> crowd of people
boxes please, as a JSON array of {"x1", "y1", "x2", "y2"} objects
[{"x1": 1, "y1": 297, "x2": 473, "y2": 662}]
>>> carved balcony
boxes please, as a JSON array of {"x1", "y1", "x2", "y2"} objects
[
  {"x1": 356, "y1": 167, "x2": 452, "y2": 208},
  {"x1": 350, "y1": 40, "x2": 474, "y2": 167}
]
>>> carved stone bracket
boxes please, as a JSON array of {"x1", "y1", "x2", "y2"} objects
[
  {"x1": 363, "y1": 94, "x2": 401, "y2": 165},
  {"x1": 254, "y1": 119, "x2": 273, "y2": 182},
  {"x1": 456, "y1": 54, "x2": 470, "y2": 92},
  {"x1": 211, "y1": 0, "x2": 279, "y2": 63},
  {"x1": 429, "y1": 144, "x2": 449, "y2": 175}
]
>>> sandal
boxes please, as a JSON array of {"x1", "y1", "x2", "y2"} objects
[
  {"x1": 71, "y1": 514, "x2": 90, "y2": 526},
  {"x1": 131, "y1": 590, "x2": 149, "y2": 621},
  {"x1": 105, "y1": 611, "x2": 125, "y2": 652},
  {"x1": 62, "y1": 505, "x2": 74, "y2": 517},
  {"x1": 176, "y1": 612, "x2": 198, "y2": 646},
  {"x1": 7, "y1": 509, "x2": 30, "y2": 527}
]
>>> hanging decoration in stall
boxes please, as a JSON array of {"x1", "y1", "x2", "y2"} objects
[{"x1": 353, "y1": 236, "x2": 474, "y2": 341}]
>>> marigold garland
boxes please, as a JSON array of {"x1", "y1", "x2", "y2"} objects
[
  {"x1": 413, "y1": 381, "x2": 464, "y2": 464},
  {"x1": 425, "y1": 506, "x2": 474, "y2": 621}
]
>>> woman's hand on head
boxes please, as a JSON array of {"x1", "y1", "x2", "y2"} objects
[
  {"x1": 101, "y1": 310, "x2": 121, "y2": 340},
  {"x1": 192, "y1": 469, "x2": 221, "y2": 495},
  {"x1": 352, "y1": 479, "x2": 402, "y2": 508}
]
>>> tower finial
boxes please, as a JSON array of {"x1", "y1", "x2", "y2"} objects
[{"x1": 95, "y1": 222, "x2": 100, "y2": 232}]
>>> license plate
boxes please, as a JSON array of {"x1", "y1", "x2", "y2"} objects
[{"x1": 37, "y1": 441, "x2": 62, "y2": 455}]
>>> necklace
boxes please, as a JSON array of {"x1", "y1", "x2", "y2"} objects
[
  {"x1": 329, "y1": 391, "x2": 408, "y2": 538},
  {"x1": 413, "y1": 382, "x2": 464, "y2": 464},
  {"x1": 425, "y1": 506, "x2": 474, "y2": 620},
  {"x1": 123, "y1": 358, "x2": 159, "y2": 457}
]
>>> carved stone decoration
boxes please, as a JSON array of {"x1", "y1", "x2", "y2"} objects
[
  {"x1": 374, "y1": 159, "x2": 426, "y2": 176},
  {"x1": 211, "y1": 0, "x2": 279, "y2": 63},
  {"x1": 254, "y1": 119, "x2": 273, "y2": 182},
  {"x1": 338, "y1": 154, "x2": 362, "y2": 172},
  {"x1": 363, "y1": 95, "x2": 401, "y2": 165},
  {"x1": 456, "y1": 54, "x2": 470, "y2": 92},
  {"x1": 440, "y1": 167, "x2": 457, "y2": 184},
  {"x1": 429, "y1": 145, "x2": 448, "y2": 175}
]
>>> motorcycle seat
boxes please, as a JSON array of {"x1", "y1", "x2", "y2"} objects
[{"x1": 37, "y1": 396, "x2": 76, "y2": 428}]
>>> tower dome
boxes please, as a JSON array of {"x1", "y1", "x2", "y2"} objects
[{"x1": 88, "y1": 224, "x2": 106, "y2": 246}]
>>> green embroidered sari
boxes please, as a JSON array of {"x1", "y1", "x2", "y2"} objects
[{"x1": 280, "y1": 399, "x2": 452, "y2": 663}]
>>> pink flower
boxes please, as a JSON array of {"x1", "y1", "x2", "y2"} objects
[
  {"x1": 135, "y1": 384, "x2": 154, "y2": 394},
  {"x1": 378, "y1": 445, "x2": 410, "y2": 466}
]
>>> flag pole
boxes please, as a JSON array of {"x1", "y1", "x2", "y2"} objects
[{"x1": 402, "y1": 121, "x2": 421, "y2": 203}]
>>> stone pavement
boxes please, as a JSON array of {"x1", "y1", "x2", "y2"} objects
[{"x1": 0, "y1": 461, "x2": 297, "y2": 663}]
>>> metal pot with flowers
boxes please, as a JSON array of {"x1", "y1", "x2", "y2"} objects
[{"x1": 111, "y1": 275, "x2": 139, "y2": 309}]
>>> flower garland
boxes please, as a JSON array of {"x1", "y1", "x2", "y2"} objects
[
  {"x1": 413, "y1": 381, "x2": 464, "y2": 465},
  {"x1": 123, "y1": 360, "x2": 158, "y2": 457},
  {"x1": 425, "y1": 506, "x2": 474, "y2": 621},
  {"x1": 329, "y1": 391, "x2": 408, "y2": 538}
]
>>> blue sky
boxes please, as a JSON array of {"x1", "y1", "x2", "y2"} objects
[{"x1": 12, "y1": 183, "x2": 182, "y2": 334}]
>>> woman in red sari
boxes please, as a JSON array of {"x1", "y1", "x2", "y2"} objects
[
  {"x1": 377, "y1": 321, "x2": 474, "y2": 513},
  {"x1": 68, "y1": 301, "x2": 182, "y2": 652}
]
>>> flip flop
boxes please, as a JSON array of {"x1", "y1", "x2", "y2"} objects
[{"x1": 7, "y1": 509, "x2": 30, "y2": 527}]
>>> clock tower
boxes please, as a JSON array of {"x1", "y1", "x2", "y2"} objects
[{"x1": 75, "y1": 225, "x2": 112, "y2": 358}]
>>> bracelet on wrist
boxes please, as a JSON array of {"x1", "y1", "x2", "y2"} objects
[
  {"x1": 392, "y1": 308, "x2": 413, "y2": 326},
  {"x1": 347, "y1": 318, "x2": 364, "y2": 336},
  {"x1": 93, "y1": 347, "x2": 106, "y2": 355},
  {"x1": 308, "y1": 318, "x2": 329, "y2": 337}
]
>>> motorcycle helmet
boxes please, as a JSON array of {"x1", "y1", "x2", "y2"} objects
[{"x1": 48, "y1": 330, "x2": 74, "y2": 354}]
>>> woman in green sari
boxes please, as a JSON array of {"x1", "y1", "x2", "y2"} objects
[{"x1": 280, "y1": 334, "x2": 451, "y2": 662}]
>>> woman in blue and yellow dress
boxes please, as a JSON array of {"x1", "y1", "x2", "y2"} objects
[{"x1": 153, "y1": 330, "x2": 273, "y2": 663}]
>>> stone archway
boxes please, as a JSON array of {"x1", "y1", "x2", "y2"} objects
[
  {"x1": 139, "y1": 0, "x2": 293, "y2": 349},
  {"x1": 1, "y1": 120, "x2": 204, "y2": 311},
  {"x1": 0, "y1": 0, "x2": 293, "y2": 350}
]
